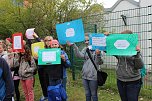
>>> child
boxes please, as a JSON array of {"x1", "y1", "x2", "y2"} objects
[
  {"x1": 49, "y1": 40, "x2": 71, "y2": 90},
  {"x1": 39, "y1": 35, "x2": 53, "y2": 100},
  {"x1": 46, "y1": 39, "x2": 71, "y2": 101},
  {"x1": 18, "y1": 45, "x2": 37, "y2": 101},
  {"x1": 26, "y1": 33, "x2": 53, "y2": 101},
  {"x1": 0, "y1": 44, "x2": 7, "y2": 57},
  {"x1": 105, "y1": 30, "x2": 144, "y2": 101},
  {"x1": 67, "y1": 35, "x2": 103, "y2": 101},
  {"x1": 0, "y1": 57, "x2": 14, "y2": 100},
  {"x1": 3, "y1": 44, "x2": 20, "y2": 101}
]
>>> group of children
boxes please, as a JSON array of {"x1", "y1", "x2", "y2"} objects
[
  {"x1": 0, "y1": 29, "x2": 145, "y2": 101},
  {"x1": 0, "y1": 33, "x2": 71, "y2": 101}
]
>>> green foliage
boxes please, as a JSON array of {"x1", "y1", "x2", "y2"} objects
[{"x1": 0, "y1": 0, "x2": 104, "y2": 39}]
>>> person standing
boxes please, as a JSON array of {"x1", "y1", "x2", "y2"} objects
[
  {"x1": 18, "y1": 45, "x2": 37, "y2": 101},
  {"x1": 67, "y1": 35, "x2": 103, "y2": 101},
  {"x1": 0, "y1": 57, "x2": 14, "y2": 101},
  {"x1": 105, "y1": 30, "x2": 144, "y2": 101}
]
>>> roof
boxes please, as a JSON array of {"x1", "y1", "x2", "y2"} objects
[{"x1": 105, "y1": 0, "x2": 139, "y2": 12}]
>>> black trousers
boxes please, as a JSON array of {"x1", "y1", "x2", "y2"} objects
[
  {"x1": 38, "y1": 67, "x2": 49, "y2": 97},
  {"x1": 14, "y1": 79, "x2": 20, "y2": 101}
]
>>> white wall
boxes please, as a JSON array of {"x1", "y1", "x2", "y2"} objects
[
  {"x1": 140, "y1": 0, "x2": 152, "y2": 7},
  {"x1": 104, "y1": 0, "x2": 139, "y2": 33},
  {"x1": 113, "y1": 1, "x2": 138, "y2": 12}
]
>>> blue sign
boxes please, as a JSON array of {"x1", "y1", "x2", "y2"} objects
[
  {"x1": 89, "y1": 33, "x2": 106, "y2": 50},
  {"x1": 56, "y1": 19, "x2": 85, "y2": 44}
]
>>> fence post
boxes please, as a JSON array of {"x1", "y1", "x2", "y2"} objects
[
  {"x1": 70, "y1": 46, "x2": 75, "y2": 80},
  {"x1": 94, "y1": 24, "x2": 97, "y2": 33}
]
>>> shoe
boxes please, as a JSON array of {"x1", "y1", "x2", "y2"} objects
[{"x1": 39, "y1": 96, "x2": 48, "y2": 101}]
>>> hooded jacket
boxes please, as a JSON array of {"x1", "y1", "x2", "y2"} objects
[{"x1": 116, "y1": 52, "x2": 144, "y2": 82}]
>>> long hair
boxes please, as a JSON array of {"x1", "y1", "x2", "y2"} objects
[{"x1": 19, "y1": 45, "x2": 31, "y2": 62}]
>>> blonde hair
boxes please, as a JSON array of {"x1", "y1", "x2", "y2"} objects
[{"x1": 44, "y1": 36, "x2": 53, "y2": 41}]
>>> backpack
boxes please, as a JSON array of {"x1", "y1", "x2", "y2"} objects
[{"x1": 47, "y1": 84, "x2": 67, "y2": 101}]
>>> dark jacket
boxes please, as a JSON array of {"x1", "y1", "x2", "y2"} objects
[{"x1": 0, "y1": 57, "x2": 14, "y2": 101}]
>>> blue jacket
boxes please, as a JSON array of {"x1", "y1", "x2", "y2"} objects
[
  {"x1": 0, "y1": 57, "x2": 14, "y2": 101},
  {"x1": 61, "y1": 50, "x2": 71, "y2": 78}
]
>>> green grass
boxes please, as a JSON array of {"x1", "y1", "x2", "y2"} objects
[{"x1": 17, "y1": 69, "x2": 152, "y2": 101}]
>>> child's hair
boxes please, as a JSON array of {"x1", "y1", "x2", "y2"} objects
[
  {"x1": 121, "y1": 30, "x2": 133, "y2": 34},
  {"x1": 6, "y1": 43, "x2": 12, "y2": 51},
  {"x1": 44, "y1": 36, "x2": 53, "y2": 42},
  {"x1": 0, "y1": 44, "x2": 6, "y2": 50},
  {"x1": 50, "y1": 39, "x2": 63, "y2": 49},
  {"x1": 19, "y1": 45, "x2": 31, "y2": 62},
  {"x1": 0, "y1": 40, "x2": 5, "y2": 44}
]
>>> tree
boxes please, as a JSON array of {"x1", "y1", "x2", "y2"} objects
[{"x1": 0, "y1": 0, "x2": 104, "y2": 39}]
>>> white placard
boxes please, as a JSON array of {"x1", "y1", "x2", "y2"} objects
[
  {"x1": 114, "y1": 40, "x2": 130, "y2": 49},
  {"x1": 26, "y1": 28, "x2": 35, "y2": 39},
  {"x1": 14, "y1": 36, "x2": 22, "y2": 49},
  {"x1": 42, "y1": 51, "x2": 56, "y2": 62},
  {"x1": 88, "y1": 45, "x2": 92, "y2": 50},
  {"x1": 66, "y1": 28, "x2": 75, "y2": 37},
  {"x1": 34, "y1": 46, "x2": 39, "y2": 53},
  {"x1": 92, "y1": 37, "x2": 106, "y2": 46}
]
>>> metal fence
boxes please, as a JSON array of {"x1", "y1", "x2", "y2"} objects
[{"x1": 70, "y1": 5, "x2": 152, "y2": 98}]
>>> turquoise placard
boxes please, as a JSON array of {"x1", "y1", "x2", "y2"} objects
[
  {"x1": 38, "y1": 48, "x2": 61, "y2": 65},
  {"x1": 89, "y1": 33, "x2": 106, "y2": 50},
  {"x1": 56, "y1": 18, "x2": 85, "y2": 44},
  {"x1": 106, "y1": 34, "x2": 138, "y2": 56}
]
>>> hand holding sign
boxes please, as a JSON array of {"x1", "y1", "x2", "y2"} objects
[
  {"x1": 25, "y1": 28, "x2": 35, "y2": 39},
  {"x1": 31, "y1": 42, "x2": 45, "y2": 57},
  {"x1": 38, "y1": 48, "x2": 61, "y2": 65},
  {"x1": 106, "y1": 34, "x2": 138, "y2": 56},
  {"x1": 56, "y1": 19, "x2": 85, "y2": 44},
  {"x1": 89, "y1": 33, "x2": 106, "y2": 50},
  {"x1": 12, "y1": 33, "x2": 24, "y2": 52}
]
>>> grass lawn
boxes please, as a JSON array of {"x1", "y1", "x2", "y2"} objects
[{"x1": 18, "y1": 69, "x2": 152, "y2": 101}]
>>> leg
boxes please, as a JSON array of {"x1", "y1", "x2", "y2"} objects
[
  {"x1": 82, "y1": 79, "x2": 91, "y2": 101},
  {"x1": 89, "y1": 80, "x2": 98, "y2": 101},
  {"x1": 62, "y1": 77, "x2": 67, "y2": 91},
  {"x1": 126, "y1": 80, "x2": 142, "y2": 101},
  {"x1": 14, "y1": 80, "x2": 20, "y2": 101},
  {"x1": 33, "y1": 76, "x2": 35, "y2": 87},
  {"x1": 25, "y1": 78, "x2": 34, "y2": 101},
  {"x1": 38, "y1": 68, "x2": 49, "y2": 97},
  {"x1": 21, "y1": 80, "x2": 29, "y2": 101},
  {"x1": 117, "y1": 79, "x2": 127, "y2": 101}
]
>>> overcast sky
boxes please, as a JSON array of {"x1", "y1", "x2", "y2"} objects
[{"x1": 97, "y1": 0, "x2": 139, "y2": 8}]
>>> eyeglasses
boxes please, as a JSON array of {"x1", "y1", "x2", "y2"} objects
[
  {"x1": 45, "y1": 40, "x2": 51, "y2": 42},
  {"x1": 85, "y1": 40, "x2": 89, "y2": 42}
]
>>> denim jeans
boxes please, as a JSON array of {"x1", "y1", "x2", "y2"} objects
[
  {"x1": 82, "y1": 79, "x2": 98, "y2": 101},
  {"x1": 117, "y1": 79, "x2": 142, "y2": 101}
]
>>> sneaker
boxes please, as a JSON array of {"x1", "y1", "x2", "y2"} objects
[{"x1": 40, "y1": 96, "x2": 48, "y2": 101}]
